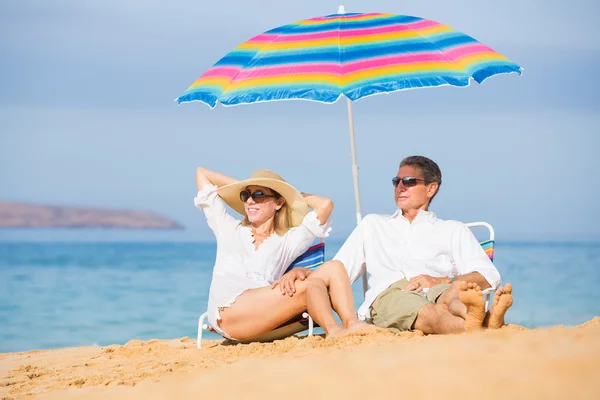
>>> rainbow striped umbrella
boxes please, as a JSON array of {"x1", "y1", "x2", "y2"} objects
[{"x1": 177, "y1": 6, "x2": 521, "y2": 223}]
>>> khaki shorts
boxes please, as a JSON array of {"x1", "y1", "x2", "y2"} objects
[{"x1": 370, "y1": 278, "x2": 451, "y2": 333}]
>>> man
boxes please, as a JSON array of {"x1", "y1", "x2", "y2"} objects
[{"x1": 332, "y1": 155, "x2": 513, "y2": 334}]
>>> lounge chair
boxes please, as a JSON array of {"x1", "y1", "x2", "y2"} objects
[{"x1": 465, "y1": 222, "x2": 496, "y2": 310}]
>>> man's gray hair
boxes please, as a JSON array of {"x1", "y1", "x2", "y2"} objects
[{"x1": 399, "y1": 156, "x2": 442, "y2": 203}]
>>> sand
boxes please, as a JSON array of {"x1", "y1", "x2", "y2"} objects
[{"x1": 2, "y1": 318, "x2": 600, "y2": 399}]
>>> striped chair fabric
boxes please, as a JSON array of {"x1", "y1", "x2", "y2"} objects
[
  {"x1": 286, "y1": 242, "x2": 325, "y2": 272},
  {"x1": 480, "y1": 239, "x2": 495, "y2": 262}
]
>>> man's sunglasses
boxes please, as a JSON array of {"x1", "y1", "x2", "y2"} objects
[
  {"x1": 392, "y1": 176, "x2": 426, "y2": 188},
  {"x1": 239, "y1": 189, "x2": 279, "y2": 203}
]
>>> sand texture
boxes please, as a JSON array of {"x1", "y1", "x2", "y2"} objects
[{"x1": 1, "y1": 317, "x2": 600, "y2": 399}]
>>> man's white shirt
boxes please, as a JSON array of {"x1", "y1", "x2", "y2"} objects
[{"x1": 334, "y1": 209, "x2": 501, "y2": 321}]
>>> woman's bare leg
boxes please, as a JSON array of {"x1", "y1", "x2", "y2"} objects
[
  {"x1": 304, "y1": 277, "x2": 345, "y2": 336},
  {"x1": 310, "y1": 261, "x2": 362, "y2": 329},
  {"x1": 218, "y1": 278, "x2": 342, "y2": 341}
]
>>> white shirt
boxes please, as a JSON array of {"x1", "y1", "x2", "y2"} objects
[
  {"x1": 194, "y1": 184, "x2": 331, "y2": 338},
  {"x1": 334, "y1": 209, "x2": 501, "y2": 321}
]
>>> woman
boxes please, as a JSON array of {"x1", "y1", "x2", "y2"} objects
[{"x1": 195, "y1": 167, "x2": 367, "y2": 341}]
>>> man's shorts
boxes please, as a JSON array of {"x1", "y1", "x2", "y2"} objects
[{"x1": 369, "y1": 278, "x2": 451, "y2": 332}]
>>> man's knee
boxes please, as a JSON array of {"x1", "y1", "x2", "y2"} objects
[
  {"x1": 413, "y1": 303, "x2": 435, "y2": 328},
  {"x1": 431, "y1": 282, "x2": 458, "y2": 304},
  {"x1": 371, "y1": 286, "x2": 430, "y2": 332}
]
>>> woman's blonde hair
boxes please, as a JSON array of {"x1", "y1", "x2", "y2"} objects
[{"x1": 240, "y1": 188, "x2": 292, "y2": 235}]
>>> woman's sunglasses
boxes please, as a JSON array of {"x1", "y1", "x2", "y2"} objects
[
  {"x1": 392, "y1": 176, "x2": 426, "y2": 188},
  {"x1": 239, "y1": 189, "x2": 279, "y2": 203}
]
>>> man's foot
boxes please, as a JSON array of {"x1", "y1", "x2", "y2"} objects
[
  {"x1": 458, "y1": 282, "x2": 486, "y2": 332},
  {"x1": 485, "y1": 283, "x2": 513, "y2": 329}
]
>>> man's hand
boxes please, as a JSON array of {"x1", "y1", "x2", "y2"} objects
[
  {"x1": 402, "y1": 274, "x2": 450, "y2": 292},
  {"x1": 271, "y1": 268, "x2": 312, "y2": 296}
]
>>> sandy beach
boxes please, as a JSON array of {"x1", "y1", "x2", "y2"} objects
[{"x1": 1, "y1": 317, "x2": 599, "y2": 399}]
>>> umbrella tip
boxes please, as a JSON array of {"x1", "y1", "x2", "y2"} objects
[{"x1": 338, "y1": 5, "x2": 345, "y2": 14}]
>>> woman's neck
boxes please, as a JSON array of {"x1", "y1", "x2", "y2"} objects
[{"x1": 251, "y1": 220, "x2": 275, "y2": 236}]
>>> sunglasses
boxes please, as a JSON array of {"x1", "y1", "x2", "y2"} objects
[
  {"x1": 239, "y1": 189, "x2": 279, "y2": 203},
  {"x1": 392, "y1": 176, "x2": 426, "y2": 188}
]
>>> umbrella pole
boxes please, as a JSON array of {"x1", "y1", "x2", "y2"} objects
[
  {"x1": 346, "y1": 97, "x2": 362, "y2": 225},
  {"x1": 346, "y1": 97, "x2": 369, "y2": 295}
]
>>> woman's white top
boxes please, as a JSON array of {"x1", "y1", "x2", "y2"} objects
[{"x1": 194, "y1": 184, "x2": 331, "y2": 339}]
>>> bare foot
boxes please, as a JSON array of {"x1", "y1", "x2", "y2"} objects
[
  {"x1": 326, "y1": 322, "x2": 385, "y2": 339},
  {"x1": 324, "y1": 326, "x2": 346, "y2": 339},
  {"x1": 458, "y1": 282, "x2": 486, "y2": 332},
  {"x1": 485, "y1": 283, "x2": 513, "y2": 329},
  {"x1": 346, "y1": 321, "x2": 387, "y2": 335}
]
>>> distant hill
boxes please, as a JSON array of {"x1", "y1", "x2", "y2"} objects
[{"x1": 0, "y1": 201, "x2": 184, "y2": 230}]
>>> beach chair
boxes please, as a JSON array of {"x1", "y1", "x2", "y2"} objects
[
  {"x1": 465, "y1": 222, "x2": 496, "y2": 310},
  {"x1": 196, "y1": 242, "x2": 325, "y2": 349}
]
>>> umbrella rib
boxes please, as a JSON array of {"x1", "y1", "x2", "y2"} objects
[
  {"x1": 410, "y1": 22, "x2": 471, "y2": 83},
  {"x1": 337, "y1": 14, "x2": 344, "y2": 96}
]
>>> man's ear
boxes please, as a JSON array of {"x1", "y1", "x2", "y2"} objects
[{"x1": 426, "y1": 182, "x2": 439, "y2": 199}]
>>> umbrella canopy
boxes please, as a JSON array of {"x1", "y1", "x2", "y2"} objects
[{"x1": 177, "y1": 9, "x2": 522, "y2": 107}]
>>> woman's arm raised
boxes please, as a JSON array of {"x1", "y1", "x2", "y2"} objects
[
  {"x1": 302, "y1": 193, "x2": 333, "y2": 225},
  {"x1": 196, "y1": 167, "x2": 238, "y2": 190}
]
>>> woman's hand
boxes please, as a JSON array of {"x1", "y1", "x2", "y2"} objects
[
  {"x1": 271, "y1": 268, "x2": 312, "y2": 296},
  {"x1": 301, "y1": 193, "x2": 333, "y2": 225}
]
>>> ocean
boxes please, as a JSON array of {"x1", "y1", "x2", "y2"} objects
[{"x1": 1, "y1": 240, "x2": 599, "y2": 353}]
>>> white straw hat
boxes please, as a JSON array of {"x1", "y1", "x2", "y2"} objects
[{"x1": 217, "y1": 169, "x2": 309, "y2": 227}]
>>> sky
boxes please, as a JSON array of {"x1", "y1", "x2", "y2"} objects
[{"x1": 1, "y1": 0, "x2": 599, "y2": 242}]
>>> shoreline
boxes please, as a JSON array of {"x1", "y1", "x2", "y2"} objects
[{"x1": 1, "y1": 317, "x2": 599, "y2": 399}]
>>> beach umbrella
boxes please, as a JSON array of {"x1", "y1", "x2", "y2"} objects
[{"x1": 177, "y1": 5, "x2": 522, "y2": 225}]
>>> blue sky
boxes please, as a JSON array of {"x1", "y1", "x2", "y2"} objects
[{"x1": 1, "y1": 0, "x2": 599, "y2": 242}]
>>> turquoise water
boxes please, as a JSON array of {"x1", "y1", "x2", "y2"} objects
[{"x1": 1, "y1": 241, "x2": 599, "y2": 353}]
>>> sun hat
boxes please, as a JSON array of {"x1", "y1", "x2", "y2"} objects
[{"x1": 217, "y1": 169, "x2": 309, "y2": 227}]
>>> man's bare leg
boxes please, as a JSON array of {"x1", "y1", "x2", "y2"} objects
[
  {"x1": 411, "y1": 282, "x2": 485, "y2": 334},
  {"x1": 436, "y1": 282, "x2": 467, "y2": 318},
  {"x1": 435, "y1": 281, "x2": 486, "y2": 329},
  {"x1": 484, "y1": 283, "x2": 513, "y2": 329},
  {"x1": 412, "y1": 303, "x2": 466, "y2": 334}
]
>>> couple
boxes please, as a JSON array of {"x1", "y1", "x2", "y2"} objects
[{"x1": 194, "y1": 156, "x2": 513, "y2": 341}]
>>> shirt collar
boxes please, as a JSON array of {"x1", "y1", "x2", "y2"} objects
[{"x1": 390, "y1": 209, "x2": 437, "y2": 224}]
